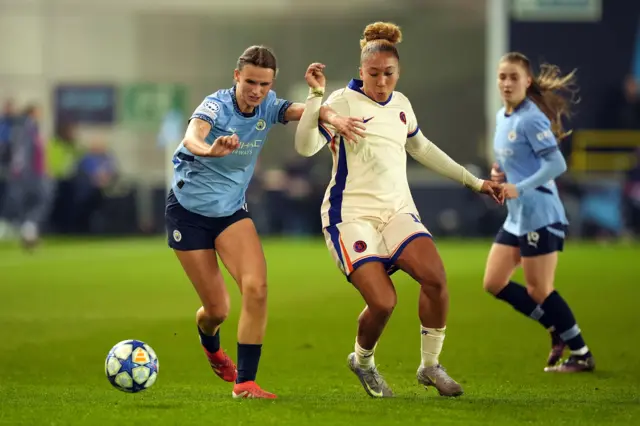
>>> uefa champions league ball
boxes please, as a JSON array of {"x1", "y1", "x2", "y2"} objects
[{"x1": 105, "y1": 339, "x2": 159, "y2": 393}]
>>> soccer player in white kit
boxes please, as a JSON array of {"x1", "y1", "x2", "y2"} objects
[{"x1": 294, "y1": 22, "x2": 502, "y2": 398}]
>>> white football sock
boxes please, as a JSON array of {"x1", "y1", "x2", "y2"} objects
[
  {"x1": 420, "y1": 326, "x2": 446, "y2": 368},
  {"x1": 355, "y1": 338, "x2": 376, "y2": 369}
]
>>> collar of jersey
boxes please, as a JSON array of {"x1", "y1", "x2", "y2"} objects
[
  {"x1": 230, "y1": 85, "x2": 258, "y2": 118},
  {"x1": 347, "y1": 79, "x2": 393, "y2": 106},
  {"x1": 504, "y1": 97, "x2": 530, "y2": 117}
]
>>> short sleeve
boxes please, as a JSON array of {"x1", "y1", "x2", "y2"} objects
[
  {"x1": 522, "y1": 112, "x2": 558, "y2": 155},
  {"x1": 318, "y1": 90, "x2": 350, "y2": 143},
  {"x1": 265, "y1": 91, "x2": 293, "y2": 125},
  {"x1": 405, "y1": 99, "x2": 420, "y2": 138},
  {"x1": 190, "y1": 97, "x2": 222, "y2": 128}
]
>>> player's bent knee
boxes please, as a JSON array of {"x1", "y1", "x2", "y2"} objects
[
  {"x1": 367, "y1": 296, "x2": 397, "y2": 320},
  {"x1": 482, "y1": 277, "x2": 505, "y2": 295},
  {"x1": 240, "y1": 276, "x2": 268, "y2": 304},
  {"x1": 526, "y1": 285, "x2": 553, "y2": 304},
  {"x1": 198, "y1": 304, "x2": 229, "y2": 327},
  {"x1": 417, "y1": 269, "x2": 447, "y2": 294}
]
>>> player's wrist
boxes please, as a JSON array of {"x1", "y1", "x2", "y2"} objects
[
  {"x1": 325, "y1": 112, "x2": 338, "y2": 123},
  {"x1": 466, "y1": 177, "x2": 484, "y2": 192},
  {"x1": 308, "y1": 87, "x2": 325, "y2": 98}
]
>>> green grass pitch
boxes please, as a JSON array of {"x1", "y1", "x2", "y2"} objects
[{"x1": 1, "y1": 238, "x2": 639, "y2": 425}]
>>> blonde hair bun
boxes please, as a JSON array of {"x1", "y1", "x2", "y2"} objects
[{"x1": 360, "y1": 22, "x2": 403, "y2": 49}]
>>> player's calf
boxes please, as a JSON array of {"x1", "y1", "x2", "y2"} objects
[{"x1": 238, "y1": 276, "x2": 268, "y2": 343}]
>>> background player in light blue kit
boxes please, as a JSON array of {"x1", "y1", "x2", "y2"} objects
[
  {"x1": 165, "y1": 45, "x2": 365, "y2": 399},
  {"x1": 483, "y1": 52, "x2": 595, "y2": 373}
]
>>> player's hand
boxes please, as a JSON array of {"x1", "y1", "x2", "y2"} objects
[
  {"x1": 208, "y1": 134, "x2": 239, "y2": 157},
  {"x1": 480, "y1": 180, "x2": 504, "y2": 204},
  {"x1": 502, "y1": 183, "x2": 519, "y2": 200},
  {"x1": 327, "y1": 115, "x2": 366, "y2": 144},
  {"x1": 305, "y1": 62, "x2": 326, "y2": 90},
  {"x1": 490, "y1": 162, "x2": 505, "y2": 184}
]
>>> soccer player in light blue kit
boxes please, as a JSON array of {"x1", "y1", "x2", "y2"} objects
[
  {"x1": 165, "y1": 45, "x2": 365, "y2": 399},
  {"x1": 483, "y1": 52, "x2": 595, "y2": 373}
]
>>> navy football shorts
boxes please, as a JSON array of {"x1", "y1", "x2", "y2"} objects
[
  {"x1": 494, "y1": 222, "x2": 567, "y2": 257},
  {"x1": 165, "y1": 189, "x2": 250, "y2": 251}
]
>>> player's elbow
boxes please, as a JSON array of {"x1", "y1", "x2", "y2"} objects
[
  {"x1": 558, "y1": 156, "x2": 568, "y2": 174},
  {"x1": 549, "y1": 153, "x2": 567, "y2": 177},
  {"x1": 294, "y1": 133, "x2": 319, "y2": 157},
  {"x1": 295, "y1": 142, "x2": 316, "y2": 157},
  {"x1": 182, "y1": 137, "x2": 197, "y2": 154}
]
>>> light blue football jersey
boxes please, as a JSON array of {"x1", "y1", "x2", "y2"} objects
[
  {"x1": 493, "y1": 98, "x2": 568, "y2": 236},
  {"x1": 171, "y1": 87, "x2": 291, "y2": 217}
]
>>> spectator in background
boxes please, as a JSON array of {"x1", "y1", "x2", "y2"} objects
[
  {"x1": 47, "y1": 120, "x2": 81, "y2": 233},
  {"x1": 616, "y1": 75, "x2": 640, "y2": 129},
  {"x1": 281, "y1": 156, "x2": 315, "y2": 236},
  {"x1": 0, "y1": 99, "x2": 17, "y2": 231},
  {"x1": 73, "y1": 138, "x2": 117, "y2": 233},
  {"x1": 624, "y1": 147, "x2": 640, "y2": 237},
  {"x1": 0, "y1": 104, "x2": 51, "y2": 249}
]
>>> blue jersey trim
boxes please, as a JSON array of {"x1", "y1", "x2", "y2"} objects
[
  {"x1": 191, "y1": 113, "x2": 215, "y2": 128},
  {"x1": 277, "y1": 100, "x2": 293, "y2": 124},
  {"x1": 230, "y1": 85, "x2": 257, "y2": 118},
  {"x1": 407, "y1": 126, "x2": 420, "y2": 138},
  {"x1": 328, "y1": 136, "x2": 348, "y2": 226},
  {"x1": 318, "y1": 124, "x2": 332, "y2": 142},
  {"x1": 347, "y1": 79, "x2": 393, "y2": 106},
  {"x1": 504, "y1": 97, "x2": 530, "y2": 117},
  {"x1": 326, "y1": 225, "x2": 345, "y2": 270},
  {"x1": 537, "y1": 145, "x2": 559, "y2": 158}
]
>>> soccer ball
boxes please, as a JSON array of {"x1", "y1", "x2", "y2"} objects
[{"x1": 105, "y1": 339, "x2": 159, "y2": 393}]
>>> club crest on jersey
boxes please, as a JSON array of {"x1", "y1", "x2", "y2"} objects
[
  {"x1": 173, "y1": 229, "x2": 182, "y2": 242},
  {"x1": 508, "y1": 130, "x2": 517, "y2": 142},
  {"x1": 353, "y1": 240, "x2": 367, "y2": 253},
  {"x1": 399, "y1": 111, "x2": 407, "y2": 124},
  {"x1": 255, "y1": 119, "x2": 266, "y2": 131}
]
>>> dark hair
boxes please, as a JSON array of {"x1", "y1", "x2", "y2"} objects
[
  {"x1": 360, "y1": 22, "x2": 402, "y2": 63},
  {"x1": 237, "y1": 45, "x2": 278, "y2": 75},
  {"x1": 501, "y1": 52, "x2": 578, "y2": 140}
]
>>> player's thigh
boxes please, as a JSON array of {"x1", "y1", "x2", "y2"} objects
[
  {"x1": 165, "y1": 195, "x2": 229, "y2": 315},
  {"x1": 519, "y1": 225, "x2": 565, "y2": 302},
  {"x1": 173, "y1": 249, "x2": 230, "y2": 318},
  {"x1": 382, "y1": 213, "x2": 443, "y2": 286},
  {"x1": 323, "y1": 219, "x2": 387, "y2": 277},
  {"x1": 214, "y1": 213, "x2": 267, "y2": 296},
  {"x1": 349, "y1": 261, "x2": 397, "y2": 316},
  {"x1": 483, "y1": 228, "x2": 522, "y2": 294}
]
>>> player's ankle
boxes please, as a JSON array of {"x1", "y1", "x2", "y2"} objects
[{"x1": 355, "y1": 339, "x2": 376, "y2": 369}]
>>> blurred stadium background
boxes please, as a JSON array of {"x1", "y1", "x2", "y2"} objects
[
  {"x1": 2, "y1": 0, "x2": 639, "y2": 240},
  {"x1": 1, "y1": 1, "x2": 640, "y2": 425}
]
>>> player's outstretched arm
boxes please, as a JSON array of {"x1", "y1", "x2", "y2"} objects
[
  {"x1": 288, "y1": 63, "x2": 365, "y2": 143},
  {"x1": 502, "y1": 149, "x2": 566, "y2": 199},
  {"x1": 294, "y1": 87, "x2": 328, "y2": 157},
  {"x1": 183, "y1": 118, "x2": 239, "y2": 158},
  {"x1": 406, "y1": 130, "x2": 503, "y2": 202},
  {"x1": 285, "y1": 103, "x2": 363, "y2": 144}
]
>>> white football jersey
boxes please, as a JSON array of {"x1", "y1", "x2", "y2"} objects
[{"x1": 318, "y1": 79, "x2": 422, "y2": 228}]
